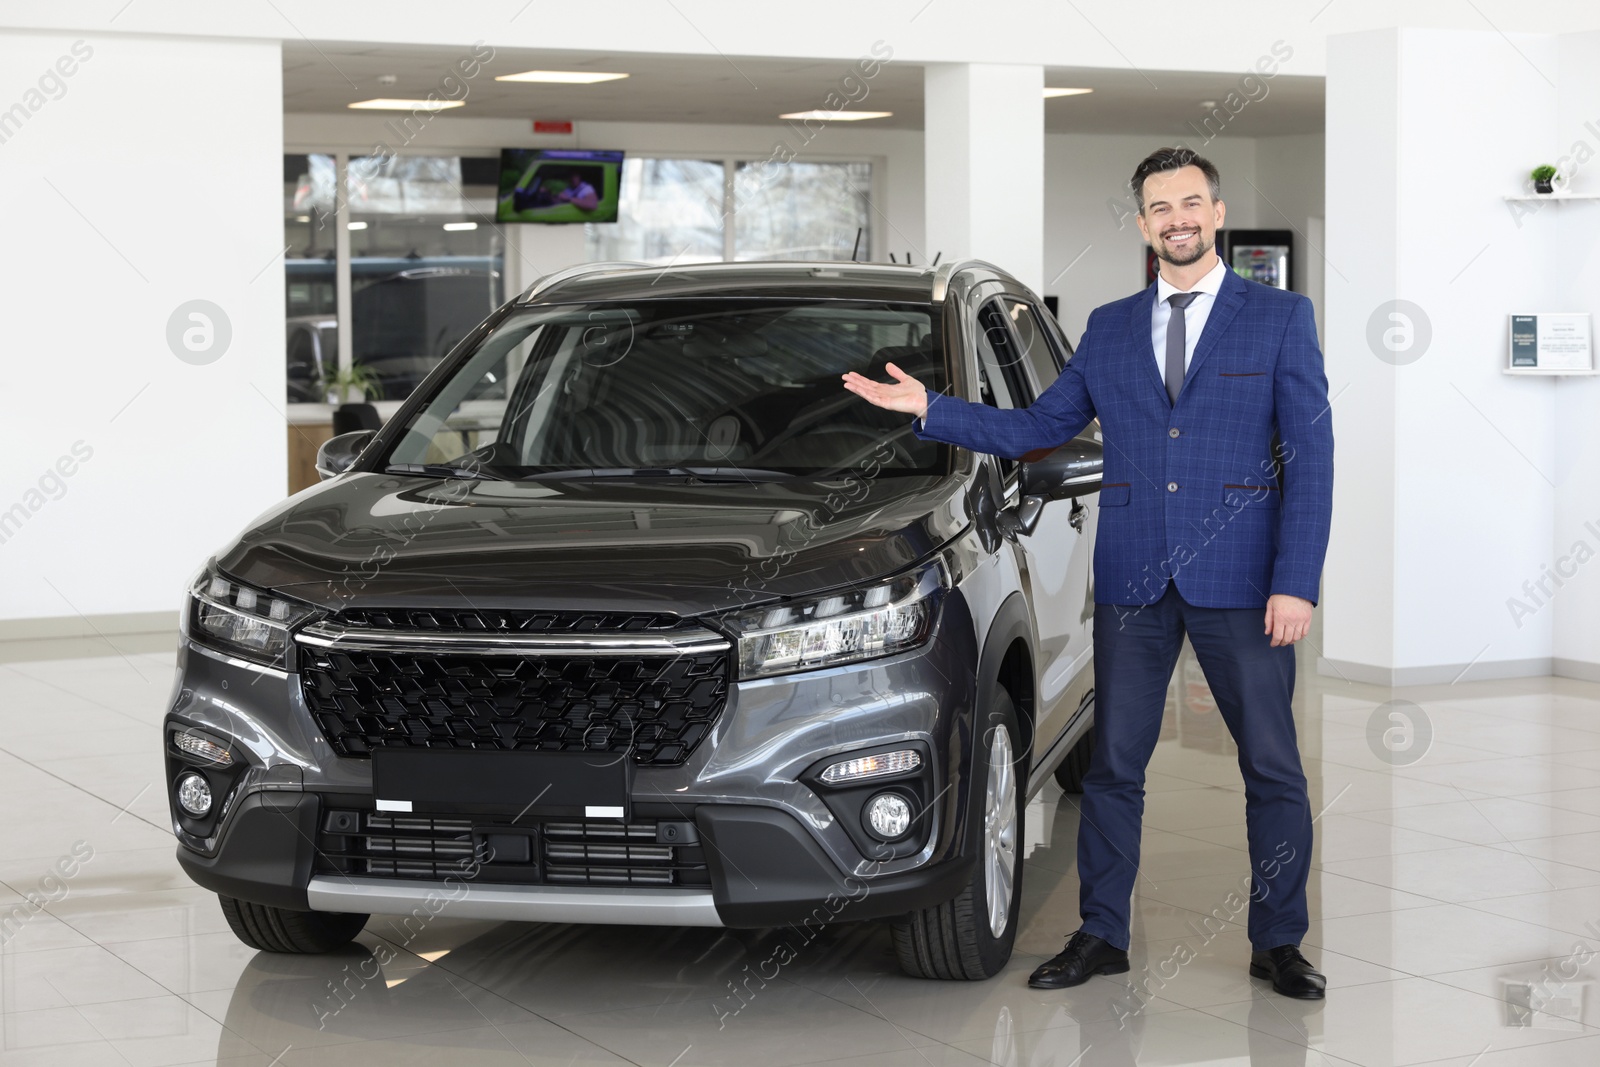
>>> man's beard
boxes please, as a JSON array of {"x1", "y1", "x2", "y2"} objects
[{"x1": 1155, "y1": 230, "x2": 1214, "y2": 267}]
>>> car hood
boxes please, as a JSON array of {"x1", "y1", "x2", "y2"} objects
[{"x1": 215, "y1": 471, "x2": 970, "y2": 616}]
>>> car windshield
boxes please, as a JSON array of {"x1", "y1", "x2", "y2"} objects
[{"x1": 381, "y1": 298, "x2": 948, "y2": 478}]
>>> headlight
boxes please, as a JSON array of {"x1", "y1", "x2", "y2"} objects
[
  {"x1": 717, "y1": 558, "x2": 947, "y2": 679},
  {"x1": 188, "y1": 565, "x2": 317, "y2": 669}
]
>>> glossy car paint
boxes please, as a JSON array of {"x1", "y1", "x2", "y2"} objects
[{"x1": 164, "y1": 259, "x2": 1097, "y2": 926}]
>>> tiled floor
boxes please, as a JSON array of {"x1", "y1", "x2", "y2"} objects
[{"x1": 3, "y1": 638, "x2": 1600, "y2": 1066}]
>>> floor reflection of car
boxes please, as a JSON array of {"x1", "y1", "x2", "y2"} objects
[{"x1": 168, "y1": 259, "x2": 1104, "y2": 981}]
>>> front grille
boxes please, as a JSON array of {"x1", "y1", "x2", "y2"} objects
[
  {"x1": 300, "y1": 645, "x2": 729, "y2": 766},
  {"x1": 315, "y1": 809, "x2": 709, "y2": 887}
]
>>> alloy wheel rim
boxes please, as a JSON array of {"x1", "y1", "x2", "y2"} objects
[{"x1": 983, "y1": 725, "x2": 1018, "y2": 937}]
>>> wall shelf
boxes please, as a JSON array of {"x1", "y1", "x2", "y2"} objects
[
  {"x1": 1503, "y1": 367, "x2": 1600, "y2": 376},
  {"x1": 1503, "y1": 191, "x2": 1600, "y2": 202}
]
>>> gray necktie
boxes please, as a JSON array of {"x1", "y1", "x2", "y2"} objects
[{"x1": 1165, "y1": 291, "x2": 1199, "y2": 404}]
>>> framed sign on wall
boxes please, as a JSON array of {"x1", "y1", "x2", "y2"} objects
[{"x1": 1506, "y1": 313, "x2": 1596, "y2": 375}]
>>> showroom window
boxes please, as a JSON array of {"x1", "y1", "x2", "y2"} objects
[
  {"x1": 345, "y1": 154, "x2": 504, "y2": 402},
  {"x1": 281, "y1": 152, "x2": 505, "y2": 406},
  {"x1": 286, "y1": 153, "x2": 875, "y2": 407},
  {"x1": 734, "y1": 160, "x2": 872, "y2": 261},
  {"x1": 584, "y1": 157, "x2": 872, "y2": 265},
  {"x1": 284, "y1": 153, "x2": 338, "y2": 405},
  {"x1": 585, "y1": 157, "x2": 724, "y2": 265}
]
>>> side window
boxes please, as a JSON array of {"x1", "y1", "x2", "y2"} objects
[
  {"x1": 974, "y1": 299, "x2": 1035, "y2": 480},
  {"x1": 1003, "y1": 299, "x2": 1063, "y2": 392}
]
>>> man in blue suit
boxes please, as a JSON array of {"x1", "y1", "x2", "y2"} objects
[{"x1": 841, "y1": 148, "x2": 1333, "y2": 999}]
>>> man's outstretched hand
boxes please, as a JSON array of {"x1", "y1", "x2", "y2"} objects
[
  {"x1": 1265, "y1": 594, "x2": 1313, "y2": 647},
  {"x1": 841, "y1": 362, "x2": 929, "y2": 419}
]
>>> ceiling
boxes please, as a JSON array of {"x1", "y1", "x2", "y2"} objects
[{"x1": 283, "y1": 43, "x2": 1324, "y2": 137}]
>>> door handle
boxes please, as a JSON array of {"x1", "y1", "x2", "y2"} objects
[{"x1": 1068, "y1": 501, "x2": 1088, "y2": 532}]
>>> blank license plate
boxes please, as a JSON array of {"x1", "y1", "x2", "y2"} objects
[{"x1": 371, "y1": 748, "x2": 631, "y2": 820}]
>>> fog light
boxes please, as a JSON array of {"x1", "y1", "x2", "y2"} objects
[
  {"x1": 176, "y1": 772, "x2": 213, "y2": 817},
  {"x1": 175, "y1": 731, "x2": 233, "y2": 767},
  {"x1": 820, "y1": 749, "x2": 922, "y2": 785},
  {"x1": 865, "y1": 792, "x2": 912, "y2": 839}
]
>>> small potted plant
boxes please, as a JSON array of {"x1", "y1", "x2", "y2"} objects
[{"x1": 1531, "y1": 164, "x2": 1558, "y2": 195}]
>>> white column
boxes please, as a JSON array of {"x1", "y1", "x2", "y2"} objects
[
  {"x1": 1321, "y1": 28, "x2": 1563, "y2": 684},
  {"x1": 0, "y1": 31, "x2": 285, "y2": 623},
  {"x1": 923, "y1": 63, "x2": 1044, "y2": 292}
]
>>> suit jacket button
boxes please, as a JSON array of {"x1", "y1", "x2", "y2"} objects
[
  {"x1": 1167, "y1": 482, "x2": 1178, "y2": 492},
  {"x1": 1168, "y1": 427, "x2": 1180, "y2": 438}
]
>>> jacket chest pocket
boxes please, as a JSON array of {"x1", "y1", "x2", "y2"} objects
[
  {"x1": 1215, "y1": 358, "x2": 1270, "y2": 380},
  {"x1": 1099, "y1": 482, "x2": 1130, "y2": 506}
]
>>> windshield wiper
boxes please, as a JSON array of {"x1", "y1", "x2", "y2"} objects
[
  {"x1": 385, "y1": 463, "x2": 505, "y2": 481},
  {"x1": 519, "y1": 466, "x2": 793, "y2": 482}
]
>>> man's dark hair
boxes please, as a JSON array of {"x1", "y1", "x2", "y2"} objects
[{"x1": 1130, "y1": 148, "x2": 1222, "y2": 214}]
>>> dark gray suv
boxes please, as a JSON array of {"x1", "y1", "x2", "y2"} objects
[{"x1": 163, "y1": 259, "x2": 1103, "y2": 980}]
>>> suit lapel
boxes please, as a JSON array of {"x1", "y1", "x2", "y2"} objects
[
  {"x1": 1180, "y1": 267, "x2": 1247, "y2": 396},
  {"x1": 1126, "y1": 283, "x2": 1169, "y2": 402}
]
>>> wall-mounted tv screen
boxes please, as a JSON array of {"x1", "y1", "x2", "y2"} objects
[{"x1": 496, "y1": 148, "x2": 624, "y2": 224}]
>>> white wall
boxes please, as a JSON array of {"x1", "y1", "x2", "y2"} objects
[
  {"x1": 1323, "y1": 27, "x2": 1570, "y2": 683},
  {"x1": 1254, "y1": 132, "x2": 1327, "y2": 340},
  {"x1": 1550, "y1": 30, "x2": 1600, "y2": 678},
  {"x1": 1042, "y1": 134, "x2": 1257, "y2": 344},
  {"x1": 0, "y1": 31, "x2": 284, "y2": 624}
]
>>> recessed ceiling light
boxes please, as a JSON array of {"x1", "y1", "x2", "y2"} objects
[
  {"x1": 1200, "y1": 100, "x2": 1218, "y2": 109},
  {"x1": 348, "y1": 98, "x2": 465, "y2": 111},
  {"x1": 779, "y1": 110, "x2": 893, "y2": 121},
  {"x1": 495, "y1": 70, "x2": 630, "y2": 84},
  {"x1": 347, "y1": 221, "x2": 368, "y2": 230},
  {"x1": 1043, "y1": 87, "x2": 1094, "y2": 98},
  {"x1": 442, "y1": 221, "x2": 478, "y2": 231}
]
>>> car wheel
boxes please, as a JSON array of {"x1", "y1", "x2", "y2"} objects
[
  {"x1": 219, "y1": 894, "x2": 368, "y2": 953},
  {"x1": 1054, "y1": 725, "x2": 1095, "y2": 794},
  {"x1": 890, "y1": 686, "x2": 1025, "y2": 980}
]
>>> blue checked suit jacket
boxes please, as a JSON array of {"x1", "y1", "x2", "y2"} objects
[{"x1": 911, "y1": 269, "x2": 1333, "y2": 609}]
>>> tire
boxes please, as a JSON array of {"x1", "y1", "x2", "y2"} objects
[
  {"x1": 218, "y1": 894, "x2": 368, "y2": 954},
  {"x1": 890, "y1": 686, "x2": 1026, "y2": 980},
  {"x1": 1054, "y1": 725, "x2": 1095, "y2": 794}
]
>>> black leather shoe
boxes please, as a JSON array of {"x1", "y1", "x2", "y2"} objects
[
  {"x1": 1249, "y1": 944, "x2": 1326, "y2": 999},
  {"x1": 1028, "y1": 930, "x2": 1130, "y2": 989}
]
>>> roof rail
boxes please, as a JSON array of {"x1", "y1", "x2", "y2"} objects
[
  {"x1": 518, "y1": 261, "x2": 651, "y2": 303},
  {"x1": 929, "y1": 259, "x2": 1012, "y2": 302}
]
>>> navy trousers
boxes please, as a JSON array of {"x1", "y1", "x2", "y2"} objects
[{"x1": 1075, "y1": 582, "x2": 1313, "y2": 951}]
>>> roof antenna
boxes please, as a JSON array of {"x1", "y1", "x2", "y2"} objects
[
  {"x1": 849, "y1": 227, "x2": 863, "y2": 262},
  {"x1": 889, "y1": 252, "x2": 898, "y2": 263},
  {"x1": 931, "y1": 251, "x2": 942, "y2": 265},
  {"x1": 907, "y1": 251, "x2": 913, "y2": 265}
]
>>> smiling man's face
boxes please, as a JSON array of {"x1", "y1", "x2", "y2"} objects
[{"x1": 1135, "y1": 164, "x2": 1226, "y2": 269}]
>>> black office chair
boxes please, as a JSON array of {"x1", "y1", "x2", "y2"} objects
[{"x1": 332, "y1": 402, "x2": 383, "y2": 436}]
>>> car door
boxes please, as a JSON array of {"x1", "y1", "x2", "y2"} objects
[{"x1": 971, "y1": 294, "x2": 1095, "y2": 757}]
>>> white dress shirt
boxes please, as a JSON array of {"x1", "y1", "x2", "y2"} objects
[{"x1": 1151, "y1": 255, "x2": 1230, "y2": 373}]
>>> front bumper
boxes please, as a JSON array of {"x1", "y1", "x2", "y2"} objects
[
  {"x1": 177, "y1": 793, "x2": 975, "y2": 928},
  {"x1": 166, "y1": 587, "x2": 982, "y2": 928}
]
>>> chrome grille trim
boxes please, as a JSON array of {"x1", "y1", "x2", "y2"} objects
[{"x1": 297, "y1": 620, "x2": 729, "y2": 656}]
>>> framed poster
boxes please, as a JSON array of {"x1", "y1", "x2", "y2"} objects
[{"x1": 1507, "y1": 313, "x2": 1594, "y2": 373}]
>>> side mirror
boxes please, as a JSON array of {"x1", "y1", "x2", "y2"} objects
[
  {"x1": 1020, "y1": 439, "x2": 1103, "y2": 501},
  {"x1": 997, "y1": 439, "x2": 1104, "y2": 540},
  {"x1": 315, "y1": 430, "x2": 375, "y2": 480}
]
